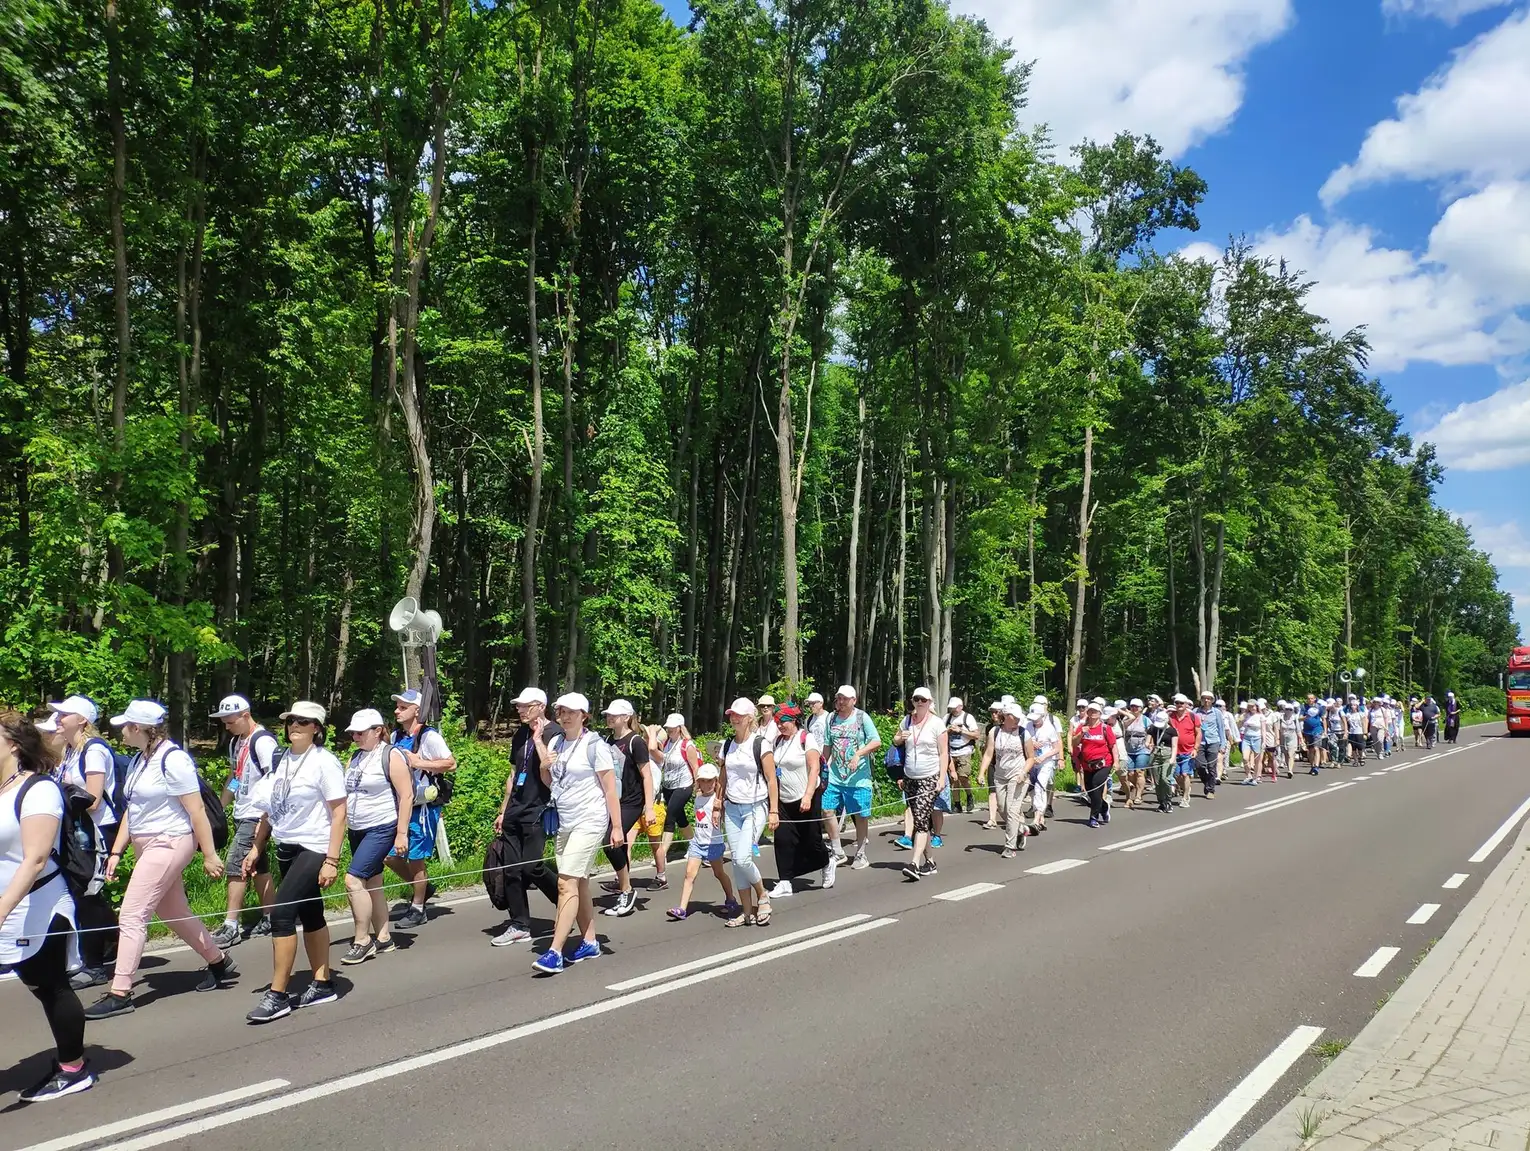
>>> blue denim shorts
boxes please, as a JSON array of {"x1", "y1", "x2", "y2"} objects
[{"x1": 347, "y1": 824, "x2": 396, "y2": 880}]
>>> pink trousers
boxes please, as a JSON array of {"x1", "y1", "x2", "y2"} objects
[{"x1": 111, "y1": 833, "x2": 222, "y2": 994}]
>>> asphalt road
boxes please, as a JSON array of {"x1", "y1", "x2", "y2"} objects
[{"x1": 2, "y1": 724, "x2": 1525, "y2": 1151}]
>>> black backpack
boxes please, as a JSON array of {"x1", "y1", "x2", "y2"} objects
[
  {"x1": 483, "y1": 834, "x2": 511, "y2": 911},
  {"x1": 17, "y1": 774, "x2": 103, "y2": 900},
  {"x1": 83, "y1": 736, "x2": 134, "y2": 826}
]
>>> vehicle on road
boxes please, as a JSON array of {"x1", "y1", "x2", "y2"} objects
[{"x1": 1509, "y1": 647, "x2": 1530, "y2": 736}]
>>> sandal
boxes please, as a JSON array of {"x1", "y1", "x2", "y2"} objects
[
  {"x1": 666, "y1": 907, "x2": 688, "y2": 921},
  {"x1": 981, "y1": 820, "x2": 999, "y2": 830},
  {"x1": 755, "y1": 903, "x2": 772, "y2": 926},
  {"x1": 725, "y1": 913, "x2": 749, "y2": 928}
]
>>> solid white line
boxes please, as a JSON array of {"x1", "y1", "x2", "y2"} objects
[
  {"x1": 1353, "y1": 946, "x2": 1401, "y2": 978},
  {"x1": 1025, "y1": 857, "x2": 1089, "y2": 875},
  {"x1": 604, "y1": 914, "x2": 871, "y2": 991},
  {"x1": 1407, "y1": 903, "x2": 1440, "y2": 925},
  {"x1": 933, "y1": 881, "x2": 1005, "y2": 902},
  {"x1": 1170, "y1": 1025, "x2": 1325, "y2": 1151},
  {"x1": 91, "y1": 918, "x2": 898, "y2": 1151},
  {"x1": 11, "y1": 1080, "x2": 292, "y2": 1151},
  {"x1": 1468, "y1": 795, "x2": 1530, "y2": 864},
  {"x1": 1099, "y1": 820, "x2": 1211, "y2": 850},
  {"x1": 1443, "y1": 873, "x2": 1469, "y2": 890}
]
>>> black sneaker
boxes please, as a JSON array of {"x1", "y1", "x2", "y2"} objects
[
  {"x1": 247, "y1": 916, "x2": 273, "y2": 938},
  {"x1": 83, "y1": 992, "x2": 135, "y2": 1021},
  {"x1": 650, "y1": 875, "x2": 669, "y2": 891},
  {"x1": 373, "y1": 936, "x2": 398, "y2": 955},
  {"x1": 901, "y1": 863, "x2": 921, "y2": 881},
  {"x1": 19, "y1": 1061, "x2": 95, "y2": 1103},
  {"x1": 296, "y1": 980, "x2": 338, "y2": 1009},
  {"x1": 396, "y1": 905, "x2": 428, "y2": 928},
  {"x1": 602, "y1": 889, "x2": 637, "y2": 917},
  {"x1": 341, "y1": 940, "x2": 377, "y2": 965},
  {"x1": 1046, "y1": 804, "x2": 1055, "y2": 819},
  {"x1": 919, "y1": 859, "x2": 938, "y2": 877},
  {"x1": 387, "y1": 901, "x2": 413, "y2": 922},
  {"x1": 425, "y1": 881, "x2": 438, "y2": 903},
  {"x1": 246, "y1": 990, "x2": 291, "y2": 1024},
  {"x1": 68, "y1": 966, "x2": 109, "y2": 991},
  {"x1": 195, "y1": 954, "x2": 239, "y2": 992}
]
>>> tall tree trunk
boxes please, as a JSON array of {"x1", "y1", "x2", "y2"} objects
[
  {"x1": 895, "y1": 465, "x2": 908, "y2": 705},
  {"x1": 105, "y1": 0, "x2": 130, "y2": 581},
  {"x1": 1192, "y1": 509, "x2": 1207, "y2": 693},
  {"x1": 1065, "y1": 423, "x2": 1094, "y2": 707},
  {"x1": 843, "y1": 390, "x2": 866, "y2": 684},
  {"x1": 776, "y1": 339, "x2": 801, "y2": 689},
  {"x1": 331, "y1": 566, "x2": 355, "y2": 715},
  {"x1": 1166, "y1": 518, "x2": 1180, "y2": 693},
  {"x1": 521, "y1": 149, "x2": 543, "y2": 686},
  {"x1": 1206, "y1": 519, "x2": 1226, "y2": 691},
  {"x1": 1027, "y1": 469, "x2": 1039, "y2": 671},
  {"x1": 939, "y1": 481, "x2": 956, "y2": 705}
]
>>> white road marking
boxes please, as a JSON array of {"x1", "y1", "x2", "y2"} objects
[
  {"x1": 1170, "y1": 1025, "x2": 1325, "y2": 1151},
  {"x1": 1468, "y1": 794, "x2": 1530, "y2": 863},
  {"x1": 10, "y1": 1080, "x2": 291, "y2": 1151},
  {"x1": 1326, "y1": 780, "x2": 1348, "y2": 787},
  {"x1": 1351, "y1": 774, "x2": 1371, "y2": 780},
  {"x1": 1407, "y1": 903, "x2": 1440, "y2": 925},
  {"x1": 1353, "y1": 946, "x2": 1401, "y2": 978},
  {"x1": 1025, "y1": 857, "x2": 1089, "y2": 875},
  {"x1": 86, "y1": 918, "x2": 898, "y2": 1151},
  {"x1": 933, "y1": 881, "x2": 1005, "y2": 902},
  {"x1": 1443, "y1": 873, "x2": 1469, "y2": 890},
  {"x1": 1099, "y1": 820, "x2": 1211, "y2": 850},
  {"x1": 1122, "y1": 790, "x2": 1324, "y2": 853},
  {"x1": 605, "y1": 914, "x2": 872, "y2": 991}
]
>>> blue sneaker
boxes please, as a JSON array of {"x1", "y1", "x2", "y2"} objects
[
  {"x1": 568, "y1": 940, "x2": 601, "y2": 964},
  {"x1": 931, "y1": 835, "x2": 944, "y2": 848},
  {"x1": 895, "y1": 835, "x2": 913, "y2": 849},
  {"x1": 1087, "y1": 817, "x2": 1100, "y2": 828},
  {"x1": 531, "y1": 950, "x2": 565, "y2": 975},
  {"x1": 1101, "y1": 810, "x2": 1110, "y2": 825}
]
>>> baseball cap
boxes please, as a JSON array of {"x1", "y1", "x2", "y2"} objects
[
  {"x1": 911, "y1": 686, "x2": 933, "y2": 701},
  {"x1": 1004, "y1": 703, "x2": 1026, "y2": 719},
  {"x1": 49, "y1": 695, "x2": 100, "y2": 725},
  {"x1": 1033, "y1": 695, "x2": 1048, "y2": 706},
  {"x1": 554, "y1": 692, "x2": 592, "y2": 713},
  {"x1": 664, "y1": 712, "x2": 686, "y2": 729},
  {"x1": 1085, "y1": 701, "x2": 1102, "y2": 713},
  {"x1": 726, "y1": 697, "x2": 755, "y2": 717},
  {"x1": 347, "y1": 708, "x2": 386, "y2": 732},
  {"x1": 1001, "y1": 695, "x2": 1016, "y2": 706},
  {"x1": 1129, "y1": 698, "x2": 1144, "y2": 707},
  {"x1": 603, "y1": 698, "x2": 635, "y2": 718},
  {"x1": 989, "y1": 700, "x2": 1005, "y2": 712},
  {"x1": 947, "y1": 696, "x2": 963, "y2": 710},
  {"x1": 110, "y1": 700, "x2": 167, "y2": 727},
  {"x1": 279, "y1": 700, "x2": 327, "y2": 724},
  {"x1": 757, "y1": 694, "x2": 777, "y2": 708},
  {"x1": 805, "y1": 692, "x2": 824, "y2": 704},
  {"x1": 1091, "y1": 696, "x2": 1106, "y2": 706},
  {"x1": 208, "y1": 694, "x2": 251, "y2": 720},
  {"x1": 1214, "y1": 698, "x2": 1226, "y2": 707},
  {"x1": 1075, "y1": 698, "x2": 1088, "y2": 708},
  {"x1": 36, "y1": 713, "x2": 60, "y2": 733},
  {"x1": 1200, "y1": 689, "x2": 1214, "y2": 699},
  {"x1": 1026, "y1": 704, "x2": 1045, "y2": 721},
  {"x1": 835, "y1": 685, "x2": 857, "y2": 699},
  {"x1": 510, "y1": 687, "x2": 548, "y2": 706},
  {"x1": 1172, "y1": 693, "x2": 1191, "y2": 704},
  {"x1": 1113, "y1": 699, "x2": 1127, "y2": 710},
  {"x1": 391, "y1": 689, "x2": 423, "y2": 707},
  {"x1": 696, "y1": 763, "x2": 720, "y2": 781}
]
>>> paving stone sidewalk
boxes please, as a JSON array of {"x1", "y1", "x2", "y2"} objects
[{"x1": 1243, "y1": 815, "x2": 1530, "y2": 1151}]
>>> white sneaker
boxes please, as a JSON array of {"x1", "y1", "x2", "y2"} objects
[
  {"x1": 491, "y1": 924, "x2": 531, "y2": 947},
  {"x1": 823, "y1": 855, "x2": 839, "y2": 889},
  {"x1": 768, "y1": 881, "x2": 794, "y2": 898},
  {"x1": 830, "y1": 841, "x2": 848, "y2": 863},
  {"x1": 850, "y1": 851, "x2": 869, "y2": 870}
]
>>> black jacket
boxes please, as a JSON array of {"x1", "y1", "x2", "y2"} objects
[{"x1": 504, "y1": 724, "x2": 553, "y2": 824}]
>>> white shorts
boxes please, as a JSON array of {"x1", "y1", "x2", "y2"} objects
[{"x1": 555, "y1": 825, "x2": 606, "y2": 879}]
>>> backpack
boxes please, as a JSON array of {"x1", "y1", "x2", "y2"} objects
[
  {"x1": 883, "y1": 721, "x2": 906, "y2": 782},
  {"x1": 84, "y1": 736, "x2": 133, "y2": 826},
  {"x1": 483, "y1": 834, "x2": 511, "y2": 911},
  {"x1": 18, "y1": 774, "x2": 104, "y2": 900},
  {"x1": 397, "y1": 725, "x2": 454, "y2": 806}
]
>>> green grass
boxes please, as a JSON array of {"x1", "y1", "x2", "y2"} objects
[
  {"x1": 1297, "y1": 1102, "x2": 1327, "y2": 1142},
  {"x1": 1313, "y1": 1038, "x2": 1350, "y2": 1062}
]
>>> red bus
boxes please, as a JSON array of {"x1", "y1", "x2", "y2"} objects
[{"x1": 1510, "y1": 646, "x2": 1530, "y2": 736}]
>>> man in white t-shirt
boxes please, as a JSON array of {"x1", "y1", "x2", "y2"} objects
[
  {"x1": 387, "y1": 689, "x2": 456, "y2": 928},
  {"x1": 1025, "y1": 703, "x2": 1062, "y2": 831},
  {"x1": 804, "y1": 692, "x2": 830, "y2": 744},
  {"x1": 945, "y1": 697, "x2": 981, "y2": 815},
  {"x1": 210, "y1": 695, "x2": 280, "y2": 949}
]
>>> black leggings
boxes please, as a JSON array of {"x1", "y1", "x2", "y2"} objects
[
  {"x1": 1084, "y1": 766, "x2": 1112, "y2": 821},
  {"x1": 15, "y1": 914, "x2": 86, "y2": 1063},
  {"x1": 773, "y1": 786, "x2": 829, "y2": 881},
  {"x1": 603, "y1": 800, "x2": 645, "y2": 874},
  {"x1": 270, "y1": 845, "x2": 328, "y2": 938}
]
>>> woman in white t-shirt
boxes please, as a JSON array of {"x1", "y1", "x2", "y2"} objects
[
  {"x1": 530, "y1": 693, "x2": 622, "y2": 976},
  {"x1": 768, "y1": 703, "x2": 828, "y2": 899},
  {"x1": 892, "y1": 687, "x2": 948, "y2": 882},
  {"x1": 0, "y1": 712, "x2": 95, "y2": 1102},
  {"x1": 242, "y1": 700, "x2": 348, "y2": 1024},
  {"x1": 339, "y1": 709, "x2": 413, "y2": 966},
  {"x1": 720, "y1": 697, "x2": 779, "y2": 928},
  {"x1": 980, "y1": 704, "x2": 1032, "y2": 857},
  {"x1": 84, "y1": 700, "x2": 234, "y2": 1022},
  {"x1": 651, "y1": 714, "x2": 700, "y2": 890}
]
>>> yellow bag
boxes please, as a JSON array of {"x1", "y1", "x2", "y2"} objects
[{"x1": 631, "y1": 800, "x2": 667, "y2": 839}]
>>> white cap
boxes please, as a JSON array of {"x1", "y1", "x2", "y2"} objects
[
  {"x1": 726, "y1": 697, "x2": 755, "y2": 717},
  {"x1": 1033, "y1": 695, "x2": 1048, "y2": 706},
  {"x1": 1004, "y1": 703, "x2": 1026, "y2": 719},
  {"x1": 695, "y1": 763, "x2": 720, "y2": 781},
  {"x1": 757, "y1": 694, "x2": 777, "y2": 708},
  {"x1": 806, "y1": 692, "x2": 824, "y2": 704},
  {"x1": 555, "y1": 692, "x2": 592, "y2": 713},
  {"x1": 36, "y1": 713, "x2": 60, "y2": 733},
  {"x1": 110, "y1": 699, "x2": 167, "y2": 727},
  {"x1": 912, "y1": 686, "x2": 933, "y2": 701},
  {"x1": 603, "y1": 698, "x2": 635, "y2": 718},
  {"x1": 1103, "y1": 706, "x2": 1118, "y2": 720},
  {"x1": 347, "y1": 708, "x2": 386, "y2": 732},
  {"x1": 664, "y1": 712, "x2": 686, "y2": 729},
  {"x1": 1113, "y1": 699, "x2": 1127, "y2": 710},
  {"x1": 1027, "y1": 704, "x2": 1046, "y2": 721},
  {"x1": 1257, "y1": 697, "x2": 1268, "y2": 708},
  {"x1": 1086, "y1": 700, "x2": 1103, "y2": 712},
  {"x1": 1147, "y1": 693, "x2": 1164, "y2": 704},
  {"x1": 1092, "y1": 696, "x2": 1106, "y2": 706},
  {"x1": 1173, "y1": 693, "x2": 1191, "y2": 704},
  {"x1": 947, "y1": 696, "x2": 963, "y2": 710},
  {"x1": 280, "y1": 700, "x2": 327, "y2": 724},
  {"x1": 208, "y1": 694, "x2": 251, "y2": 719},
  {"x1": 1002, "y1": 695, "x2": 1017, "y2": 706},
  {"x1": 1200, "y1": 689, "x2": 1215, "y2": 699},
  {"x1": 1282, "y1": 700, "x2": 1295, "y2": 709},
  {"x1": 1075, "y1": 698, "x2": 1088, "y2": 708},
  {"x1": 1129, "y1": 698, "x2": 1144, "y2": 707},
  {"x1": 835, "y1": 685, "x2": 858, "y2": 699},
  {"x1": 1215, "y1": 698, "x2": 1226, "y2": 707},
  {"x1": 511, "y1": 687, "x2": 548, "y2": 706},
  {"x1": 989, "y1": 701, "x2": 1005, "y2": 711},
  {"x1": 49, "y1": 695, "x2": 100, "y2": 725}
]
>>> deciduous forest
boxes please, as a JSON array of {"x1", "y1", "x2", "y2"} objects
[{"x1": 1, "y1": 0, "x2": 1519, "y2": 737}]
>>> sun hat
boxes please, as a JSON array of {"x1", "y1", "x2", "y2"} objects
[
  {"x1": 947, "y1": 696, "x2": 963, "y2": 710},
  {"x1": 757, "y1": 694, "x2": 777, "y2": 708},
  {"x1": 346, "y1": 708, "x2": 386, "y2": 732},
  {"x1": 110, "y1": 700, "x2": 167, "y2": 727},
  {"x1": 279, "y1": 700, "x2": 327, "y2": 724},
  {"x1": 49, "y1": 695, "x2": 101, "y2": 725}
]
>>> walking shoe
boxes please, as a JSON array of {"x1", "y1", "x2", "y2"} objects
[
  {"x1": 1100, "y1": 810, "x2": 1110, "y2": 825},
  {"x1": 894, "y1": 835, "x2": 913, "y2": 849},
  {"x1": 531, "y1": 950, "x2": 565, "y2": 975},
  {"x1": 830, "y1": 841, "x2": 847, "y2": 863},
  {"x1": 248, "y1": 916, "x2": 273, "y2": 938},
  {"x1": 822, "y1": 854, "x2": 838, "y2": 889},
  {"x1": 342, "y1": 939, "x2": 378, "y2": 964},
  {"x1": 719, "y1": 898, "x2": 743, "y2": 918},
  {"x1": 195, "y1": 954, "x2": 238, "y2": 992},
  {"x1": 19, "y1": 1061, "x2": 95, "y2": 1103},
  {"x1": 850, "y1": 851, "x2": 869, "y2": 870},
  {"x1": 396, "y1": 905, "x2": 428, "y2": 928},
  {"x1": 490, "y1": 925, "x2": 532, "y2": 948},
  {"x1": 600, "y1": 878, "x2": 623, "y2": 893},
  {"x1": 387, "y1": 901, "x2": 413, "y2": 922},
  {"x1": 1310, "y1": 767, "x2": 1320, "y2": 776},
  {"x1": 919, "y1": 859, "x2": 937, "y2": 877},
  {"x1": 1016, "y1": 829, "x2": 1028, "y2": 850},
  {"x1": 569, "y1": 940, "x2": 601, "y2": 963},
  {"x1": 901, "y1": 862, "x2": 922, "y2": 881},
  {"x1": 1046, "y1": 804, "x2": 1055, "y2": 819},
  {"x1": 246, "y1": 990, "x2": 292, "y2": 1023},
  {"x1": 373, "y1": 935, "x2": 397, "y2": 955},
  {"x1": 602, "y1": 889, "x2": 637, "y2": 917},
  {"x1": 1087, "y1": 817, "x2": 1100, "y2": 828},
  {"x1": 931, "y1": 835, "x2": 944, "y2": 848},
  {"x1": 210, "y1": 921, "x2": 241, "y2": 950},
  {"x1": 981, "y1": 820, "x2": 999, "y2": 830},
  {"x1": 68, "y1": 966, "x2": 109, "y2": 991},
  {"x1": 650, "y1": 875, "x2": 669, "y2": 891},
  {"x1": 84, "y1": 992, "x2": 135, "y2": 1021},
  {"x1": 1000, "y1": 848, "x2": 1017, "y2": 859},
  {"x1": 297, "y1": 980, "x2": 338, "y2": 1009},
  {"x1": 768, "y1": 881, "x2": 794, "y2": 898}
]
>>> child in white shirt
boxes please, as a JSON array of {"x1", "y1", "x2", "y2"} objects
[{"x1": 666, "y1": 765, "x2": 737, "y2": 920}]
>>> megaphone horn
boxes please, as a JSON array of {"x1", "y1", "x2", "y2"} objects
[
  {"x1": 388, "y1": 597, "x2": 419, "y2": 634},
  {"x1": 1339, "y1": 671, "x2": 1352, "y2": 683},
  {"x1": 418, "y1": 610, "x2": 443, "y2": 645}
]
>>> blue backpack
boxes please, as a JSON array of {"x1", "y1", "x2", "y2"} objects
[{"x1": 84, "y1": 736, "x2": 134, "y2": 826}]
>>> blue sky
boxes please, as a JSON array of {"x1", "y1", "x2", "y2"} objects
[{"x1": 661, "y1": 0, "x2": 1530, "y2": 634}]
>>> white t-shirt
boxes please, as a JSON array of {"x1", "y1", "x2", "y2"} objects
[
  {"x1": 228, "y1": 728, "x2": 279, "y2": 822},
  {"x1": 123, "y1": 742, "x2": 201, "y2": 838},
  {"x1": 247, "y1": 747, "x2": 346, "y2": 854},
  {"x1": 991, "y1": 726, "x2": 1028, "y2": 782},
  {"x1": 723, "y1": 736, "x2": 770, "y2": 806},
  {"x1": 772, "y1": 731, "x2": 823, "y2": 804},
  {"x1": 946, "y1": 711, "x2": 980, "y2": 757},
  {"x1": 0, "y1": 776, "x2": 75, "y2": 965},
  {"x1": 345, "y1": 746, "x2": 402, "y2": 832},
  {"x1": 660, "y1": 737, "x2": 696, "y2": 791},
  {"x1": 805, "y1": 710, "x2": 830, "y2": 744},
  {"x1": 691, "y1": 789, "x2": 721, "y2": 847},
  {"x1": 549, "y1": 730, "x2": 615, "y2": 832},
  {"x1": 901, "y1": 713, "x2": 946, "y2": 780},
  {"x1": 392, "y1": 727, "x2": 454, "y2": 809},
  {"x1": 757, "y1": 720, "x2": 780, "y2": 745},
  {"x1": 1026, "y1": 717, "x2": 1062, "y2": 766},
  {"x1": 59, "y1": 739, "x2": 117, "y2": 829}
]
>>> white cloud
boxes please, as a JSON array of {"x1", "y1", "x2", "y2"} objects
[
  {"x1": 1323, "y1": 7, "x2": 1530, "y2": 202},
  {"x1": 958, "y1": 0, "x2": 1293, "y2": 157},
  {"x1": 1458, "y1": 512, "x2": 1530, "y2": 567},
  {"x1": 1418, "y1": 378, "x2": 1530, "y2": 470},
  {"x1": 1382, "y1": 0, "x2": 1515, "y2": 21},
  {"x1": 1425, "y1": 181, "x2": 1530, "y2": 306}
]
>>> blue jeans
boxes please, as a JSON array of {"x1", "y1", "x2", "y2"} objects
[{"x1": 724, "y1": 800, "x2": 767, "y2": 891}]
